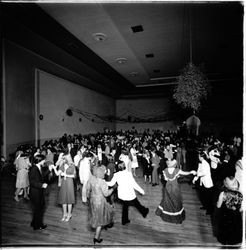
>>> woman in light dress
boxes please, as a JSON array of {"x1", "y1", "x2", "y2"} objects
[
  {"x1": 130, "y1": 143, "x2": 139, "y2": 177},
  {"x1": 79, "y1": 152, "x2": 93, "y2": 203},
  {"x1": 14, "y1": 151, "x2": 31, "y2": 201}
]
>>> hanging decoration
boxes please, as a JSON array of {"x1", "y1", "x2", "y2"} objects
[
  {"x1": 173, "y1": 63, "x2": 210, "y2": 112},
  {"x1": 173, "y1": 6, "x2": 210, "y2": 112},
  {"x1": 67, "y1": 106, "x2": 173, "y2": 124}
]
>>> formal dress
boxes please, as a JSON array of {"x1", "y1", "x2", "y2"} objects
[
  {"x1": 155, "y1": 167, "x2": 185, "y2": 224},
  {"x1": 216, "y1": 189, "x2": 243, "y2": 245}
]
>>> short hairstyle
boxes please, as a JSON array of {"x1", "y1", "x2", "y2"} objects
[{"x1": 34, "y1": 154, "x2": 45, "y2": 164}]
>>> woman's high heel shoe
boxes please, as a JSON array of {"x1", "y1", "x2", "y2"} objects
[
  {"x1": 65, "y1": 214, "x2": 72, "y2": 222},
  {"x1": 93, "y1": 238, "x2": 103, "y2": 244},
  {"x1": 61, "y1": 215, "x2": 67, "y2": 221}
]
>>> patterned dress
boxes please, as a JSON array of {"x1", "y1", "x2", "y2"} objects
[
  {"x1": 155, "y1": 167, "x2": 185, "y2": 224},
  {"x1": 216, "y1": 189, "x2": 243, "y2": 245},
  {"x1": 87, "y1": 175, "x2": 114, "y2": 228}
]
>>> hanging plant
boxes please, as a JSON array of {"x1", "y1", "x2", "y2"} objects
[{"x1": 173, "y1": 63, "x2": 210, "y2": 112}]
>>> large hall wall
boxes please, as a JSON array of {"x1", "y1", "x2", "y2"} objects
[
  {"x1": 115, "y1": 97, "x2": 177, "y2": 132},
  {"x1": 3, "y1": 40, "x2": 115, "y2": 157}
]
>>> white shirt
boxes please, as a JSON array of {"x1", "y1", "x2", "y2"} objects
[
  {"x1": 119, "y1": 154, "x2": 132, "y2": 172},
  {"x1": 107, "y1": 169, "x2": 144, "y2": 201},
  {"x1": 74, "y1": 154, "x2": 82, "y2": 167},
  {"x1": 197, "y1": 159, "x2": 213, "y2": 188},
  {"x1": 79, "y1": 157, "x2": 91, "y2": 184},
  {"x1": 209, "y1": 149, "x2": 220, "y2": 169},
  {"x1": 97, "y1": 148, "x2": 102, "y2": 161},
  {"x1": 235, "y1": 159, "x2": 243, "y2": 193}
]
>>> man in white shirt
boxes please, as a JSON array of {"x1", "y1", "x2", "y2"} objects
[
  {"x1": 107, "y1": 162, "x2": 149, "y2": 225},
  {"x1": 193, "y1": 152, "x2": 214, "y2": 215},
  {"x1": 74, "y1": 147, "x2": 83, "y2": 191},
  {"x1": 209, "y1": 146, "x2": 221, "y2": 184},
  {"x1": 235, "y1": 158, "x2": 243, "y2": 193}
]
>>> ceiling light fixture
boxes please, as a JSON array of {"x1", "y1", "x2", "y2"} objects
[
  {"x1": 116, "y1": 58, "x2": 127, "y2": 64},
  {"x1": 92, "y1": 33, "x2": 107, "y2": 42}
]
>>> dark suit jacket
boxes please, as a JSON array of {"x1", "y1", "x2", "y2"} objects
[{"x1": 29, "y1": 165, "x2": 46, "y2": 206}]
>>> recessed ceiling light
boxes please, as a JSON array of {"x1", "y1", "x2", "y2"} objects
[
  {"x1": 92, "y1": 33, "x2": 107, "y2": 42},
  {"x1": 116, "y1": 58, "x2": 127, "y2": 64},
  {"x1": 131, "y1": 25, "x2": 144, "y2": 33},
  {"x1": 129, "y1": 72, "x2": 138, "y2": 77},
  {"x1": 145, "y1": 53, "x2": 154, "y2": 58}
]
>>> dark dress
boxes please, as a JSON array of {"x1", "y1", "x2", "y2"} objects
[
  {"x1": 142, "y1": 157, "x2": 152, "y2": 177},
  {"x1": 216, "y1": 189, "x2": 243, "y2": 245},
  {"x1": 57, "y1": 163, "x2": 75, "y2": 204},
  {"x1": 155, "y1": 167, "x2": 185, "y2": 224}
]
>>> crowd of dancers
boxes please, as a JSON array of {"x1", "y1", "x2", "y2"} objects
[{"x1": 9, "y1": 128, "x2": 243, "y2": 245}]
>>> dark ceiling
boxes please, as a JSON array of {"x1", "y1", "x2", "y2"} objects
[{"x1": 2, "y1": 1, "x2": 244, "y2": 99}]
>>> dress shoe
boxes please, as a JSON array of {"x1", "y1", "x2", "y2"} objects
[
  {"x1": 65, "y1": 214, "x2": 72, "y2": 222},
  {"x1": 93, "y1": 238, "x2": 103, "y2": 244},
  {"x1": 122, "y1": 220, "x2": 130, "y2": 225},
  {"x1": 61, "y1": 215, "x2": 67, "y2": 221},
  {"x1": 33, "y1": 224, "x2": 47, "y2": 230},
  {"x1": 143, "y1": 208, "x2": 149, "y2": 218},
  {"x1": 40, "y1": 224, "x2": 47, "y2": 229}
]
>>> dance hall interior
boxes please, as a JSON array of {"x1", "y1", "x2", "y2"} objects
[{"x1": 1, "y1": 1, "x2": 244, "y2": 248}]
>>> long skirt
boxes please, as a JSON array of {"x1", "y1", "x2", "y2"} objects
[{"x1": 155, "y1": 181, "x2": 185, "y2": 224}]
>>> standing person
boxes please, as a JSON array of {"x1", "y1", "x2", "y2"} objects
[
  {"x1": 209, "y1": 146, "x2": 221, "y2": 184},
  {"x1": 79, "y1": 152, "x2": 92, "y2": 203},
  {"x1": 119, "y1": 149, "x2": 132, "y2": 173},
  {"x1": 193, "y1": 152, "x2": 214, "y2": 215},
  {"x1": 107, "y1": 162, "x2": 149, "y2": 225},
  {"x1": 215, "y1": 176, "x2": 243, "y2": 245},
  {"x1": 45, "y1": 148, "x2": 54, "y2": 165},
  {"x1": 53, "y1": 151, "x2": 76, "y2": 221},
  {"x1": 151, "y1": 149, "x2": 160, "y2": 186},
  {"x1": 14, "y1": 152, "x2": 31, "y2": 201},
  {"x1": 130, "y1": 142, "x2": 139, "y2": 177},
  {"x1": 155, "y1": 159, "x2": 196, "y2": 224},
  {"x1": 74, "y1": 147, "x2": 83, "y2": 191},
  {"x1": 29, "y1": 154, "x2": 52, "y2": 230},
  {"x1": 142, "y1": 150, "x2": 152, "y2": 184},
  {"x1": 87, "y1": 165, "x2": 114, "y2": 244}
]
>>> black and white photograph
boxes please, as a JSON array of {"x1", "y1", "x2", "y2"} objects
[{"x1": 0, "y1": 0, "x2": 244, "y2": 248}]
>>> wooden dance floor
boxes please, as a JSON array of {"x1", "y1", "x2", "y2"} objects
[{"x1": 1, "y1": 168, "x2": 221, "y2": 247}]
